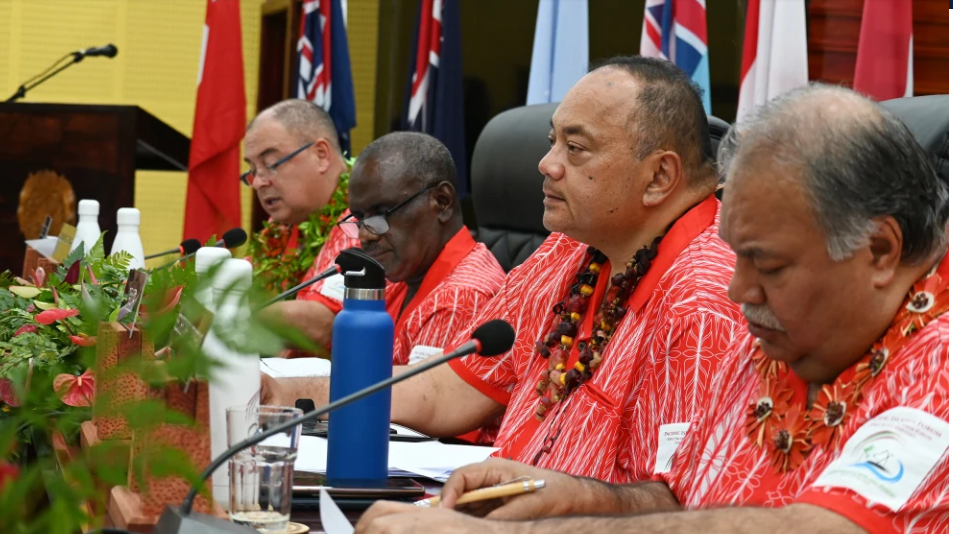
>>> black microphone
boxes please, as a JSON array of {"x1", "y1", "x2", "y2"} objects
[
  {"x1": 144, "y1": 239, "x2": 202, "y2": 260},
  {"x1": 81, "y1": 43, "x2": 118, "y2": 58},
  {"x1": 172, "y1": 319, "x2": 515, "y2": 524},
  {"x1": 215, "y1": 228, "x2": 247, "y2": 249},
  {"x1": 6, "y1": 44, "x2": 118, "y2": 102}
]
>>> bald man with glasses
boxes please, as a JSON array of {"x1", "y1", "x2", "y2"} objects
[{"x1": 278, "y1": 132, "x2": 505, "y2": 377}]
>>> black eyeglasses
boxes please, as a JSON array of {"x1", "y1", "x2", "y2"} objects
[
  {"x1": 240, "y1": 142, "x2": 314, "y2": 186},
  {"x1": 338, "y1": 183, "x2": 440, "y2": 239}
]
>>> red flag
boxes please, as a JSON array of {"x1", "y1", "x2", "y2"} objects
[
  {"x1": 853, "y1": 0, "x2": 913, "y2": 101},
  {"x1": 183, "y1": 0, "x2": 246, "y2": 242}
]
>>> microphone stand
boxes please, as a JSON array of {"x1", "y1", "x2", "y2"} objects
[
  {"x1": 179, "y1": 343, "x2": 476, "y2": 515},
  {"x1": 6, "y1": 51, "x2": 84, "y2": 102},
  {"x1": 256, "y1": 266, "x2": 339, "y2": 309}
]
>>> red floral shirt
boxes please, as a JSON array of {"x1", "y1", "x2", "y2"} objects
[
  {"x1": 664, "y1": 306, "x2": 950, "y2": 533},
  {"x1": 299, "y1": 212, "x2": 506, "y2": 366},
  {"x1": 448, "y1": 196, "x2": 745, "y2": 482}
]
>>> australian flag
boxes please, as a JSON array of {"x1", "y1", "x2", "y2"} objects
[
  {"x1": 640, "y1": 0, "x2": 712, "y2": 113},
  {"x1": 403, "y1": 0, "x2": 468, "y2": 196},
  {"x1": 296, "y1": 0, "x2": 357, "y2": 155}
]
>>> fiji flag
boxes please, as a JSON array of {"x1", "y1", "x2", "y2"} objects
[
  {"x1": 296, "y1": 0, "x2": 357, "y2": 155},
  {"x1": 640, "y1": 0, "x2": 712, "y2": 113},
  {"x1": 403, "y1": 0, "x2": 468, "y2": 196}
]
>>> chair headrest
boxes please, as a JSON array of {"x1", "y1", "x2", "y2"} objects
[{"x1": 880, "y1": 94, "x2": 949, "y2": 181}]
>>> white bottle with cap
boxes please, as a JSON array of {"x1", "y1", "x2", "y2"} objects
[
  {"x1": 194, "y1": 247, "x2": 232, "y2": 310},
  {"x1": 71, "y1": 199, "x2": 102, "y2": 254},
  {"x1": 109, "y1": 208, "x2": 145, "y2": 269},
  {"x1": 201, "y1": 258, "x2": 261, "y2": 506}
]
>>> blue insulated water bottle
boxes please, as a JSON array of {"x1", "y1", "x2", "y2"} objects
[{"x1": 326, "y1": 248, "x2": 394, "y2": 485}]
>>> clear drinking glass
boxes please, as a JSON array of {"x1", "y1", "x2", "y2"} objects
[{"x1": 227, "y1": 405, "x2": 303, "y2": 531}]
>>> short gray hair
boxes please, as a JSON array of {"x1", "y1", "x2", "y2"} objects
[
  {"x1": 250, "y1": 99, "x2": 342, "y2": 153},
  {"x1": 720, "y1": 84, "x2": 948, "y2": 264}
]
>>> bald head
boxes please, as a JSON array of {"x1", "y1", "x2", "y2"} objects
[
  {"x1": 250, "y1": 99, "x2": 342, "y2": 154},
  {"x1": 720, "y1": 84, "x2": 947, "y2": 264}
]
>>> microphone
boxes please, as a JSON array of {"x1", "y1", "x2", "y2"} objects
[
  {"x1": 81, "y1": 43, "x2": 118, "y2": 58},
  {"x1": 173, "y1": 319, "x2": 515, "y2": 523},
  {"x1": 215, "y1": 228, "x2": 247, "y2": 249},
  {"x1": 144, "y1": 239, "x2": 201, "y2": 260},
  {"x1": 6, "y1": 44, "x2": 118, "y2": 102}
]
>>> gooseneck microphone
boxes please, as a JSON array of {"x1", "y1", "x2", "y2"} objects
[
  {"x1": 151, "y1": 228, "x2": 248, "y2": 271},
  {"x1": 144, "y1": 239, "x2": 202, "y2": 260},
  {"x1": 175, "y1": 319, "x2": 516, "y2": 520},
  {"x1": 6, "y1": 43, "x2": 119, "y2": 102}
]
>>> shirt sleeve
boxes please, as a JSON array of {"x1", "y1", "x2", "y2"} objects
[{"x1": 793, "y1": 327, "x2": 950, "y2": 534}]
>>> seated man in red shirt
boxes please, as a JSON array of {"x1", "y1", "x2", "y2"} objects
[
  {"x1": 282, "y1": 132, "x2": 505, "y2": 365},
  {"x1": 355, "y1": 85, "x2": 950, "y2": 534},
  {"x1": 264, "y1": 56, "x2": 746, "y2": 481}
]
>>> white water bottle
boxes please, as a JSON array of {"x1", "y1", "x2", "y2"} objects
[
  {"x1": 194, "y1": 247, "x2": 232, "y2": 310},
  {"x1": 202, "y1": 258, "x2": 261, "y2": 505},
  {"x1": 109, "y1": 208, "x2": 145, "y2": 269},
  {"x1": 71, "y1": 200, "x2": 102, "y2": 254}
]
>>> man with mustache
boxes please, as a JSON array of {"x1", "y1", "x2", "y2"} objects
[
  {"x1": 355, "y1": 85, "x2": 949, "y2": 534},
  {"x1": 265, "y1": 56, "x2": 745, "y2": 481}
]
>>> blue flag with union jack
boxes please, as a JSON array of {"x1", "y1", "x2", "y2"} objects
[
  {"x1": 640, "y1": 0, "x2": 712, "y2": 113},
  {"x1": 403, "y1": 0, "x2": 468, "y2": 196},
  {"x1": 296, "y1": 0, "x2": 357, "y2": 154}
]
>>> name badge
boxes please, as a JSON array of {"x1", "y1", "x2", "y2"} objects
[
  {"x1": 653, "y1": 422, "x2": 691, "y2": 474},
  {"x1": 408, "y1": 345, "x2": 443, "y2": 365}
]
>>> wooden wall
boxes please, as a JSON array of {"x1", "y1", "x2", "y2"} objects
[{"x1": 808, "y1": 0, "x2": 949, "y2": 95}]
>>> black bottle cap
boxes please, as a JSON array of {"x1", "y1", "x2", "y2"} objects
[{"x1": 335, "y1": 247, "x2": 387, "y2": 291}]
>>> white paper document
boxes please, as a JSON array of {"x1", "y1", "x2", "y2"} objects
[
  {"x1": 295, "y1": 436, "x2": 498, "y2": 482},
  {"x1": 320, "y1": 488, "x2": 354, "y2": 534},
  {"x1": 260, "y1": 357, "x2": 331, "y2": 378}
]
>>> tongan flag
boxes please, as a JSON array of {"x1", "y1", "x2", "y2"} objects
[
  {"x1": 296, "y1": 0, "x2": 357, "y2": 154},
  {"x1": 403, "y1": 0, "x2": 468, "y2": 196},
  {"x1": 640, "y1": 0, "x2": 712, "y2": 113},
  {"x1": 853, "y1": 0, "x2": 913, "y2": 101},
  {"x1": 737, "y1": 0, "x2": 808, "y2": 121},
  {"x1": 183, "y1": 0, "x2": 246, "y2": 242},
  {"x1": 526, "y1": 0, "x2": 589, "y2": 105}
]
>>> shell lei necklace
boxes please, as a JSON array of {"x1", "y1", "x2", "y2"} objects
[
  {"x1": 532, "y1": 237, "x2": 663, "y2": 421},
  {"x1": 745, "y1": 261, "x2": 949, "y2": 473}
]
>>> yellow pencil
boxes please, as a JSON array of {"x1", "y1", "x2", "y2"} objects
[{"x1": 414, "y1": 479, "x2": 546, "y2": 508}]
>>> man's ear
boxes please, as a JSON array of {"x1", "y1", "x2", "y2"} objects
[
  {"x1": 432, "y1": 182, "x2": 457, "y2": 223},
  {"x1": 642, "y1": 151, "x2": 683, "y2": 207},
  {"x1": 313, "y1": 138, "x2": 334, "y2": 174},
  {"x1": 867, "y1": 216, "x2": 904, "y2": 288}
]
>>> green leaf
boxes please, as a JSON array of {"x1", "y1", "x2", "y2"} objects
[
  {"x1": 87, "y1": 231, "x2": 106, "y2": 264},
  {"x1": 60, "y1": 243, "x2": 85, "y2": 272}
]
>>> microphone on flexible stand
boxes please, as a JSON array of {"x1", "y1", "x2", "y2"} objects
[
  {"x1": 256, "y1": 264, "x2": 341, "y2": 309},
  {"x1": 152, "y1": 228, "x2": 248, "y2": 271},
  {"x1": 144, "y1": 239, "x2": 202, "y2": 260},
  {"x1": 6, "y1": 43, "x2": 118, "y2": 102},
  {"x1": 152, "y1": 319, "x2": 517, "y2": 533}
]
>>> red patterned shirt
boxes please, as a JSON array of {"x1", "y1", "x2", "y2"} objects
[
  {"x1": 448, "y1": 196, "x2": 745, "y2": 482},
  {"x1": 664, "y1": 310, "x2": 950, "y2": 533},
  {"x1": 300, "y1": 214, "x2": 506, "y2": 366}
]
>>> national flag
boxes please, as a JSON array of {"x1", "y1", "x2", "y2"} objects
[
  {"x1": 403, "y1": 0, "x2": 468, "y2": 196},
  {"x1": 526, "y1": 0, "x2": 589, "y2": 105},
  {"x1": 296, "y1": 0, "x2": 357, "y2": 154},
  {"x1": 737, "y1": 0, "x2": 808, "y2": 121},
  {"x1": 640, "y1": 0, "x2": 712, "y2": 113},
  {"x1": 183, "y1": 0, "x2": 246, "y2": 243},
  {"x1": 853, "y1": 0, "x2": 913, "y2": 101}
]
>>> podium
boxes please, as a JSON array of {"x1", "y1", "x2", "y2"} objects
[{"x1": 0, "y1": 103, "x2": 190, "y2": 273}]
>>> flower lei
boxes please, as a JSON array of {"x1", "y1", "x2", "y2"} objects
[
  {"x1": 532, "y1": 237, "x2": 663, "y2": 420},
  {"x1": 745, "y1": 261, "x2": 949, "y2": 473},
  {"x1": 248, "y1": 170, "x2": 350, "y2": 295}
]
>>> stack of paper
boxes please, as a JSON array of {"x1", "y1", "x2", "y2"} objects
[
  {"x1": 295, "y1": 436, "x2": 497, "y2": 482},
  {"x1": 260, "y1": 357, "x2": 331, "y2": 378}
]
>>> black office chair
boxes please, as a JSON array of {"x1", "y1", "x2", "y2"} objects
[
  {"x1": 881, "y1": 94, "x2": 949, "y2": 182},
  {"x1": 470, "y1": 102, "x2": 731, "y2": 272}
]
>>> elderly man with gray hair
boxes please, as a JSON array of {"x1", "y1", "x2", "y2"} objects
[{"x1": 354, "y1": 85, "x2": 949, "y2": 534}]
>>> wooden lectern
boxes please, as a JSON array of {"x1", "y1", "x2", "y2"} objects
[{"x1": 0, "y1": 103, "x2": 190, "y2": 274}]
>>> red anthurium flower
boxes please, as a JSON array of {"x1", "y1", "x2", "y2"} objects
[
  {"x1": 30, "y1": 267, "x2": 46, "y2": 288},
  {"x1": 53, "y1": 369, "x2": 95, "y2": 407},
  {"x1": 0, "y1": 378, "x2": 19, "y2": 407},
  {"x1": 64, "y1": 260, "x2": 81, "y2": 285},
  {"x1": 140, "y1": 285, "x2": 184, "y2": 321},
  {"x1": 70, "y1": 334, "x2": 97, "y2": 347},
  {"x1": 35, "y1": 308, "x2": 79, "y2": 325},
  {"x1": 13, "y1": 324, "x2": 37, "y2": 337}
]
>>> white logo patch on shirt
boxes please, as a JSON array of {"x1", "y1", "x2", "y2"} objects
[
  {"x1": 654, "y1": 422, "x2": 691, "y2": 474},
  {"x1": 812, "y1": 406, "x2": 949, "y2": 511},
  {"x1": 408, "y1": 345, "x2": 443, "y2": 365},
  {"x1": 319, "y1": 273, "x2": 347, "y2": 302}
]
